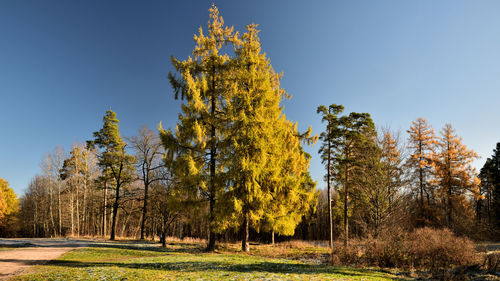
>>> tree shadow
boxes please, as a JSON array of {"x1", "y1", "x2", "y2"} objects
[
  {"x1": 46, "y1": 259, "x2": 399, "y2": 278},
  {"x1": 0, "y1": 239, "x2": 204, "y2": 254},
  {"x1": 80, "y1": 241, "x2": 204, "y2": 254}
]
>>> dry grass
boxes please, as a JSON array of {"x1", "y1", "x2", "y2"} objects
[
  {"x1": 331, "y1": 227, "x2": 480, "y2": 271},
  {"x1": 217, "y1": 240, "x2": 330, "y2": 263}
]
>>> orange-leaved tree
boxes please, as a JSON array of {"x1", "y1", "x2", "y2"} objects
[
  {"x1": 406, "y1": 118, "x2": 437, "y2": 226},
  {"x1": 432, "y1": 124, "x2": 481, "y2": 228}
]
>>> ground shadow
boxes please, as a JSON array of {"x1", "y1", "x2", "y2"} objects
[
  {"x1": 43, "y1": 259, "x2": 397, "y2": 278},
  {"x1": 0, "y1": 239, "x2": 204, "y2": 254},
  {"x1": 81, "y1": 241, "x2": 204, "y2": 254}
]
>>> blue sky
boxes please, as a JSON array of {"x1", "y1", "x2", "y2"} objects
[{"x1": 1, "y1": 1, "x2": 500, "y2": 195}]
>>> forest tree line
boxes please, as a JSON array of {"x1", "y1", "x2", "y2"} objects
[{"x1": 1, "y1": 6, "x2": 499, "y2": 250}]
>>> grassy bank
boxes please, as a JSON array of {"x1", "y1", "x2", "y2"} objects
[{"x1": 11, "y1": 241, "x2": 404, "y2": 280}]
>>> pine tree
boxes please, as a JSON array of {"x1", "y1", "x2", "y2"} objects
[
  {"x1": 317, "y1": 104, "x2": 344, "y2": 248},
  {"x1": 486, "y1": 143, "x2": 500, "y2": 227},
  {"x1": 161, "y1": 4, "x2": 237, "y2": 251},
  {"x1": 478, "y1": 157, "x2": 495, "y2": 226},
  {"x1": 91, "y1": 110, "x2": 135, "y2": 240},
  {"x1": 327, "y1": 110, "x2": 375, "y2": 246},
  {"x1": 433, "y1": 123, "x2": 480, "y2": 228},
  {"x1": 405, "y1": 118, "x2": 437, "y2": 226}
]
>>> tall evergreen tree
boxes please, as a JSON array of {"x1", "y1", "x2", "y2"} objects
[
  {"x1": 91, "y1": 110, "x2": 135, "y2": 240},
  {"x1": 317, "y1": 104, "x2": 344, "y2": 248},
  {"x1": 490, "y1": 144, "x2": 500, "y2": 227},
  {"x1": 335, "y1": 112, "x2": 375, "y2": 246},
  {"x1": 478, "y1": 157, "x2": 495, "y2": 226},
  {"x1": 323, "y1": 108, "x2": 375, "y2": 246}
]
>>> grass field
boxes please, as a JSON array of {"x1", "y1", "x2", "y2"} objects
[{"x1": 11, "y1": 240, "x2": 406, "y2": 280}]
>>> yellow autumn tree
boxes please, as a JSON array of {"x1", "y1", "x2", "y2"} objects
[
  {"x1": 433, "y1": 123, "x2": 481, "y2": 228},
  {"x1": 0, "y1": 183, "x2": 5, "y2": 220},
  {"x1": 160, "y1": 4, "x2": 238, "y2": 251},
  {"x1": 0, "y1": 178, "x2": 19, "y2": 236}
]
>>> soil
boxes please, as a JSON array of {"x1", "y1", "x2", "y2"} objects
[{"x1": 0, "y1": 238, "x2": 89, "y2": 280}]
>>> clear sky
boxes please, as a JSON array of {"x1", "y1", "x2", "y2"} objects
[{"x1": 1, "y1": 1, "x2": 500, "y2": 195}]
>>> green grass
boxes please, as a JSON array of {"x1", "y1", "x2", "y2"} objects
[{"x1": 12, "y1": 242, "x2": 406, "y2": 280}]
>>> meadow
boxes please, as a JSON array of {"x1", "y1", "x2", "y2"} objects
[{"x1": 10, "y1": 240, "x2": 404, "y2": 281}]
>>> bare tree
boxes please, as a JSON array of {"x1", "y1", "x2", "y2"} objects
[
  {"x1": 40, "y1": 146, "x2": 65, "y2": 236},
  {"x1": 129, "y1": 125, "x2": 166, "y2": 240}
]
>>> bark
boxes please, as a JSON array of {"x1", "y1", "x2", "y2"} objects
[
  {"x1": 241, "y1": 211, "x2": 249, "y2": 252},
  {"x1": 344, "y1": 150, "x2": 349, "y2": 247},
  {"x1": 327, "y1": 132, "x2": 333, "y2": 249},
  {"x1": 161, "y1": 216, "x2": 167, "y2": 248},
  {"x1": 206, "y1": 66, "x2": 217, "y2": 252},
  {"x1": 76, "y1": 180, "x2": 80, "y2": 236},
  {"x1": 49, "y1": 185, "x2": 56, "y2": 237},
  {"x1": 110, "y1": 183, "x2": 120, "y2": 240},
  {"x1": 140, "y1": 181, "x2": 149, "y2": 240},
  {"x1": 57, "y1": 180, "x2": 62, "y2": 236},
  {"x1": 71, "y1": 192, "x2": 74, "y2": 236},
  {"x1": 103, "y1": 180, "x2": 108, "y2": 237}
]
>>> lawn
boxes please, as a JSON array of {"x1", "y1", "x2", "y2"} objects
[{"x1": 12, "y1": 241, "x2": 406, "y2": 280}]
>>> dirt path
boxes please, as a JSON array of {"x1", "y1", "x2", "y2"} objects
[
  {"x1": 0, "y1": 247, "x2": 75, "y2": 280},
  {"x1": 0, "y1": 239, "x2": 90, "y2": 280}
]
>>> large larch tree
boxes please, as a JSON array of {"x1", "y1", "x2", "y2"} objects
[{"x1": 160, "y1": 4, "x2": 238, "y2": 251}]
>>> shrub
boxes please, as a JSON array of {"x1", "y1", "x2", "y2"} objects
[
  {"x1": 331, "y1": 227, "x2": 479, "y2": 270},
  {"x1": 483, "y1": 252, "x2": 500, "y2": 273}
]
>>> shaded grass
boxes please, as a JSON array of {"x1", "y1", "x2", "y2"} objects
[{"x1": 11, "y1": 241, "x2": 406, "y2": 280}]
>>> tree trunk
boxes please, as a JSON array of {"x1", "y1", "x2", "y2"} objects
[
  {"x1": 83, "y1": 178, "x2": 87, "y2": 236},
  {"x1": 71, "y1": 191, "x2": 74, "y2": 236},
  {"x1": 140, "y1": 182, "x2": 149, "y2": 240},
  {"x1": 271, "y1": 230, "x2": 275, "y2": 245},
  {"x1": 162, "y1": 216, "x2": 167, "y2": 248},
  {"x1": 241, "y1": 211, "x2": 249, "y2": 252},
  {"x1": 110, "y1": 183, "x2": 120, "y2": 241},
  {"x1": 344, "y1": 164, "x2": 349, "y2": 247},
  {"x1": 103, "y1": 180, "x2": 108, "y2": 237},
  {"x1": 327, "y1": 136, "x2": 333, "y2": 249},
  {"x1": 206, "y1": 65, "x2": 217, "y2": 252},
  {"x1": 49, "y1": 185, "x2": 56, "y2": 237},
  {"x1": 58, "y1": 180, "x2": 62, "y2": 236},
  {"x1": 33, "y1": 202, "x2": 37, "y2": 237},
  {"x1": 76, "y1": 181, "x2": 80, "y2": 237}
]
